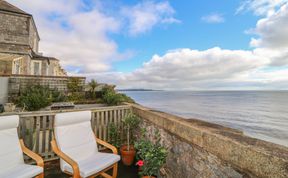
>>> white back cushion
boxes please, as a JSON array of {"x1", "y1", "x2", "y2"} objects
[
  {"x1": 54, "y1": 111, "x2": 98, "y2": 169},
  {"x1": 0, "y1": 115, "x2": 24, "y2": 169}
]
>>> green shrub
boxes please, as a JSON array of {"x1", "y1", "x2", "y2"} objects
[
  {"x1": 119, "y1": 93, "x2": 135, "y2": 103},
  {"x1": 51, "y1": 89, "x2": 67, "y2": 102},
  {"x1": 18, "y1": 85, "x2": 52, "y2": 111},
  {"x1": 67, "y1": 92, "x2": 85, "y2": 102},
  {"x1": 100, "y1": 85, "x2": 115, "y2": 97},
  {"x1": 135, "y1": 129, "x2": 168, "y2": 177},
  {"x1": 67, "y1": 78, "x2": 84, "y2": 102},
  {"x1": 108, "y1": 123, "x2": 121, "y2": 148},
  {"x1": 102, "y1": 89, "x2": 123, "y2": 106},
  {"x1": 101, "y1": 86, "x2": 135, "y2": 105},
  {"x1": 67, "y1": 78, "x2": 82, "y2": 92},
  {"x1": 122, "y1": 113, "x2": 140, "y2": 150}
]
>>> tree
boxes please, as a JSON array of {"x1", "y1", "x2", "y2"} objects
[
  {"x1": 88, "y1": 79, "x2": 97, "y2": 92},
  {"x1": 88, "y1": 79, "x2": 98, "y2": 99}
]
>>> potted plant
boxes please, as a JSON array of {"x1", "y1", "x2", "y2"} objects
[
  {"x1": 135, "y1": 130, "x2": 168, "y2": 178},
  {"x1": 108, "y1": 122, "x2": 121, "y2": 149},
  {"x1": 120, "y1": 113, "x2": 140, "y2": 166}
]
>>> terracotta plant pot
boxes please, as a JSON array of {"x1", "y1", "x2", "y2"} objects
[
  {"x1": 142, "y1": 176, "x2": 156, "y2": 178},
  {"x1": 120, "y1": 145, "x2": 136, "y2": 166}
]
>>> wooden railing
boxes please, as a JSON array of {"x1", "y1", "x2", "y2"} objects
[{"x1": 16, "y1": 105, "x2": 131, "y2": 162}]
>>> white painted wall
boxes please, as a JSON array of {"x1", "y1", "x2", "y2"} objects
[{"x1": 0, "y1": 77, "x2": 9, "y2": 104}]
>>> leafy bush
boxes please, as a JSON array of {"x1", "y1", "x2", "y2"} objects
[
  {"x1": 67, "y1": 78, "x2": 83, "y2": 92},
  {"x1": 108, "y1": 123, "x2": 122, "y2": 148},
  {"x1": 51, "y1": 89, "x2": 67, "y2": 102},
  {"x1": 101, "y1": 86, "x2": 135, "y2": 105},
  {"x1": 119, "y1": 93, "x2": 135, "y2": 103},
  {"x1": 100, "y1": 85, "x2": 115, "y2": 97},
  {"x1": 18, "y1": 85, "x2": 52, "y2": 111},
  {"x1": 67, "y1": 92, "x2": 85, "y2": 102},
  {"x1": 122, "y1": 113, "x2": 140, "y2": 150},
  {"x1": 67, "y1": 78, "x2": 85, "y2": 102},
  {"x1": 135, "y1": 129, "x2": 168, "y2": 177},
  {"x1": 103, "y1": 90, "x2": 123, "y2": 106}
]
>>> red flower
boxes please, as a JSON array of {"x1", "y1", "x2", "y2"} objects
[{"x1": 136, "y1": 160, "x2": 144, "y2": 167}]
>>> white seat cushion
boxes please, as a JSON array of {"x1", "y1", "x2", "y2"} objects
[
  {"x1": 55, "y1": 120, "x2": 99, "y2": 171},
  {"x1": 54, "y1": 111, "x2": 120, "y2": 177},
  {"x1": 0, "y1": 115, "x2": 24, "y2": 169},
  {"x1": 64, "y1": 152, "x2": 120, "y2": 178},
  {"x1": 0, "y1": 115, "x2": 44, "y2": 178},
  {"x1": 0, "y1": 164, "x2": 43, "y2": 178},
  {"x1": 54, "y1": 111, "x2": 99, "y2": 171}
]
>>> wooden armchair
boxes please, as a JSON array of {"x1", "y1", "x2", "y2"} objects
[
  {"x1": 51, "y1": 111, "x2": 120, "y2": 178},
  {"x1": 0, "y1": 115, "x2": 44, "y2": 178}
]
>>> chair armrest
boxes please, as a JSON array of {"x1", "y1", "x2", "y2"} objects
[
  {"x1": 19, "y1": 139, "x2": 44, "y2": 167},
  {"x1": 95, "y1": 136, "x2": 118, "y2": 154},
  {"x1": 51, "y1": 140, "x2": 80, "y2": 178}
]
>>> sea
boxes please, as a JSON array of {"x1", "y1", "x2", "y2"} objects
[{"x1": 122, "y1": 91, "x2": 288, "y2": 147}]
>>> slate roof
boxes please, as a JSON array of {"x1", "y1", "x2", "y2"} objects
[
  {"x1": 0, "y1": 0, "x2": 31, "y2": 16},
  {"x1": 31, "y1": 51, "x2": 59, "y2": 61}
]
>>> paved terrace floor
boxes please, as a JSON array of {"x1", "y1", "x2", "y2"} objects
[{"x1": 45, "y1": 159, "x2": 138, "y2": 178}]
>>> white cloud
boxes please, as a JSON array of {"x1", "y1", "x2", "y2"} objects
[
  {"x1": 121, "y1": 1, "x2": 180, "y2": 36},
  {"x1": 90, "y1": 47, "x2": 273, "y2": 90},
  {"x1": 250, "y1": 4, "x2": 288, "y2": 48},
  {"x1": 7, "y1": 0, "x2": 181, "y2": 73},
  {"x1": 6, "y1": 0, "x2": 288, "y2": 90},
  {"x1": 201, "y1": 13, "x2": 225, "y2": 24},
  {"x1": 249, "y1": 3, "x2": 288, "y2": 66},
  {"x1": 236, "y1": 0, "x2": 288, "y2": 16},
  {"x1": 8, "y1": 0, "x2": 123, "y2": 73},
  {"x1": 88, "y1": 3, "x2": 288, "y2": 90}
]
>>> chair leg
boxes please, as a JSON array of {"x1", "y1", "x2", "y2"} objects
[
  {"x1": 37, "y1": 173, "x2": 44, "y2": 178},
  {"x1": 112, "y1": 163, "x2": 118, "y2": 178},
  {"x1": 100, "y1": 172, "x2": 112, "y2": 178}
]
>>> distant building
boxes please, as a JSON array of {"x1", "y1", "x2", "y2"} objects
[{"x1": 0, "y1": 0, "x2": 66, "y2": 76}]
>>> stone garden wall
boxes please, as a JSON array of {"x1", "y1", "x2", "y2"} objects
[
  {"x1": 7, "y1": 75, "x2": 86, "y2": 102},
  {"x1": 131, "y1": 104, "x2": 288, "y2": 178}
]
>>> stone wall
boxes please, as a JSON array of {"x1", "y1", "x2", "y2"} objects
[
  {"x1": 0, "y1": 12, "x2": 30, "y2": 52},
  {"x1": 7, "y1": 75, "x2": 86, "y2": 102},
  {"x1": 0, "y1": 43, "x2": 31, "y2": 55},
  {"x1": 0, "y1": 11, "x2": 39, "y2": 55},
  {"x1": 28, "y1": 17, "x2": 39, "y2": 53},
  {"x1": 131, "y1": 104, "x2": 288, "y2": 178},
  {"x1": 0, "y1": 59, "x2": 12, "y2": 75},
  {"x1": 0, "y1": 53, "x2": 31, "y2": 75},
  {"x1": 20, "y1": 55, "x2": 31, "y2": 74}
]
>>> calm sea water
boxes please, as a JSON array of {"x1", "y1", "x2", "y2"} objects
[{"x1": 122, "y1": 91, "x2": 288, "y2": 147}]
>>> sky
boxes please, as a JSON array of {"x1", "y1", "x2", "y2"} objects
[{"x1": 8, "y1": 0, "x2": 288, "y2": 90}]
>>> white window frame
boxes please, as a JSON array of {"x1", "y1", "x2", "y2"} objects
[
  {"x1": 12, "y1": 57, "x2": 22, "y2": 74},
  {"x1": 48, "y1": 62, "x2": 55, "y2": 76},
  {"x1": 32, "y1": 61, "x2": 42, "y2": 75}
]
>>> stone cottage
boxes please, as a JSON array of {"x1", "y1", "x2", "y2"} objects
[{"x1": 0, "y1": 0, "x2": 66, "y2": 76}]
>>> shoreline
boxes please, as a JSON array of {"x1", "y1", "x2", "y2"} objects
[{"x1": 122, "y1": 90, "x2": 288, "y2": 147}]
